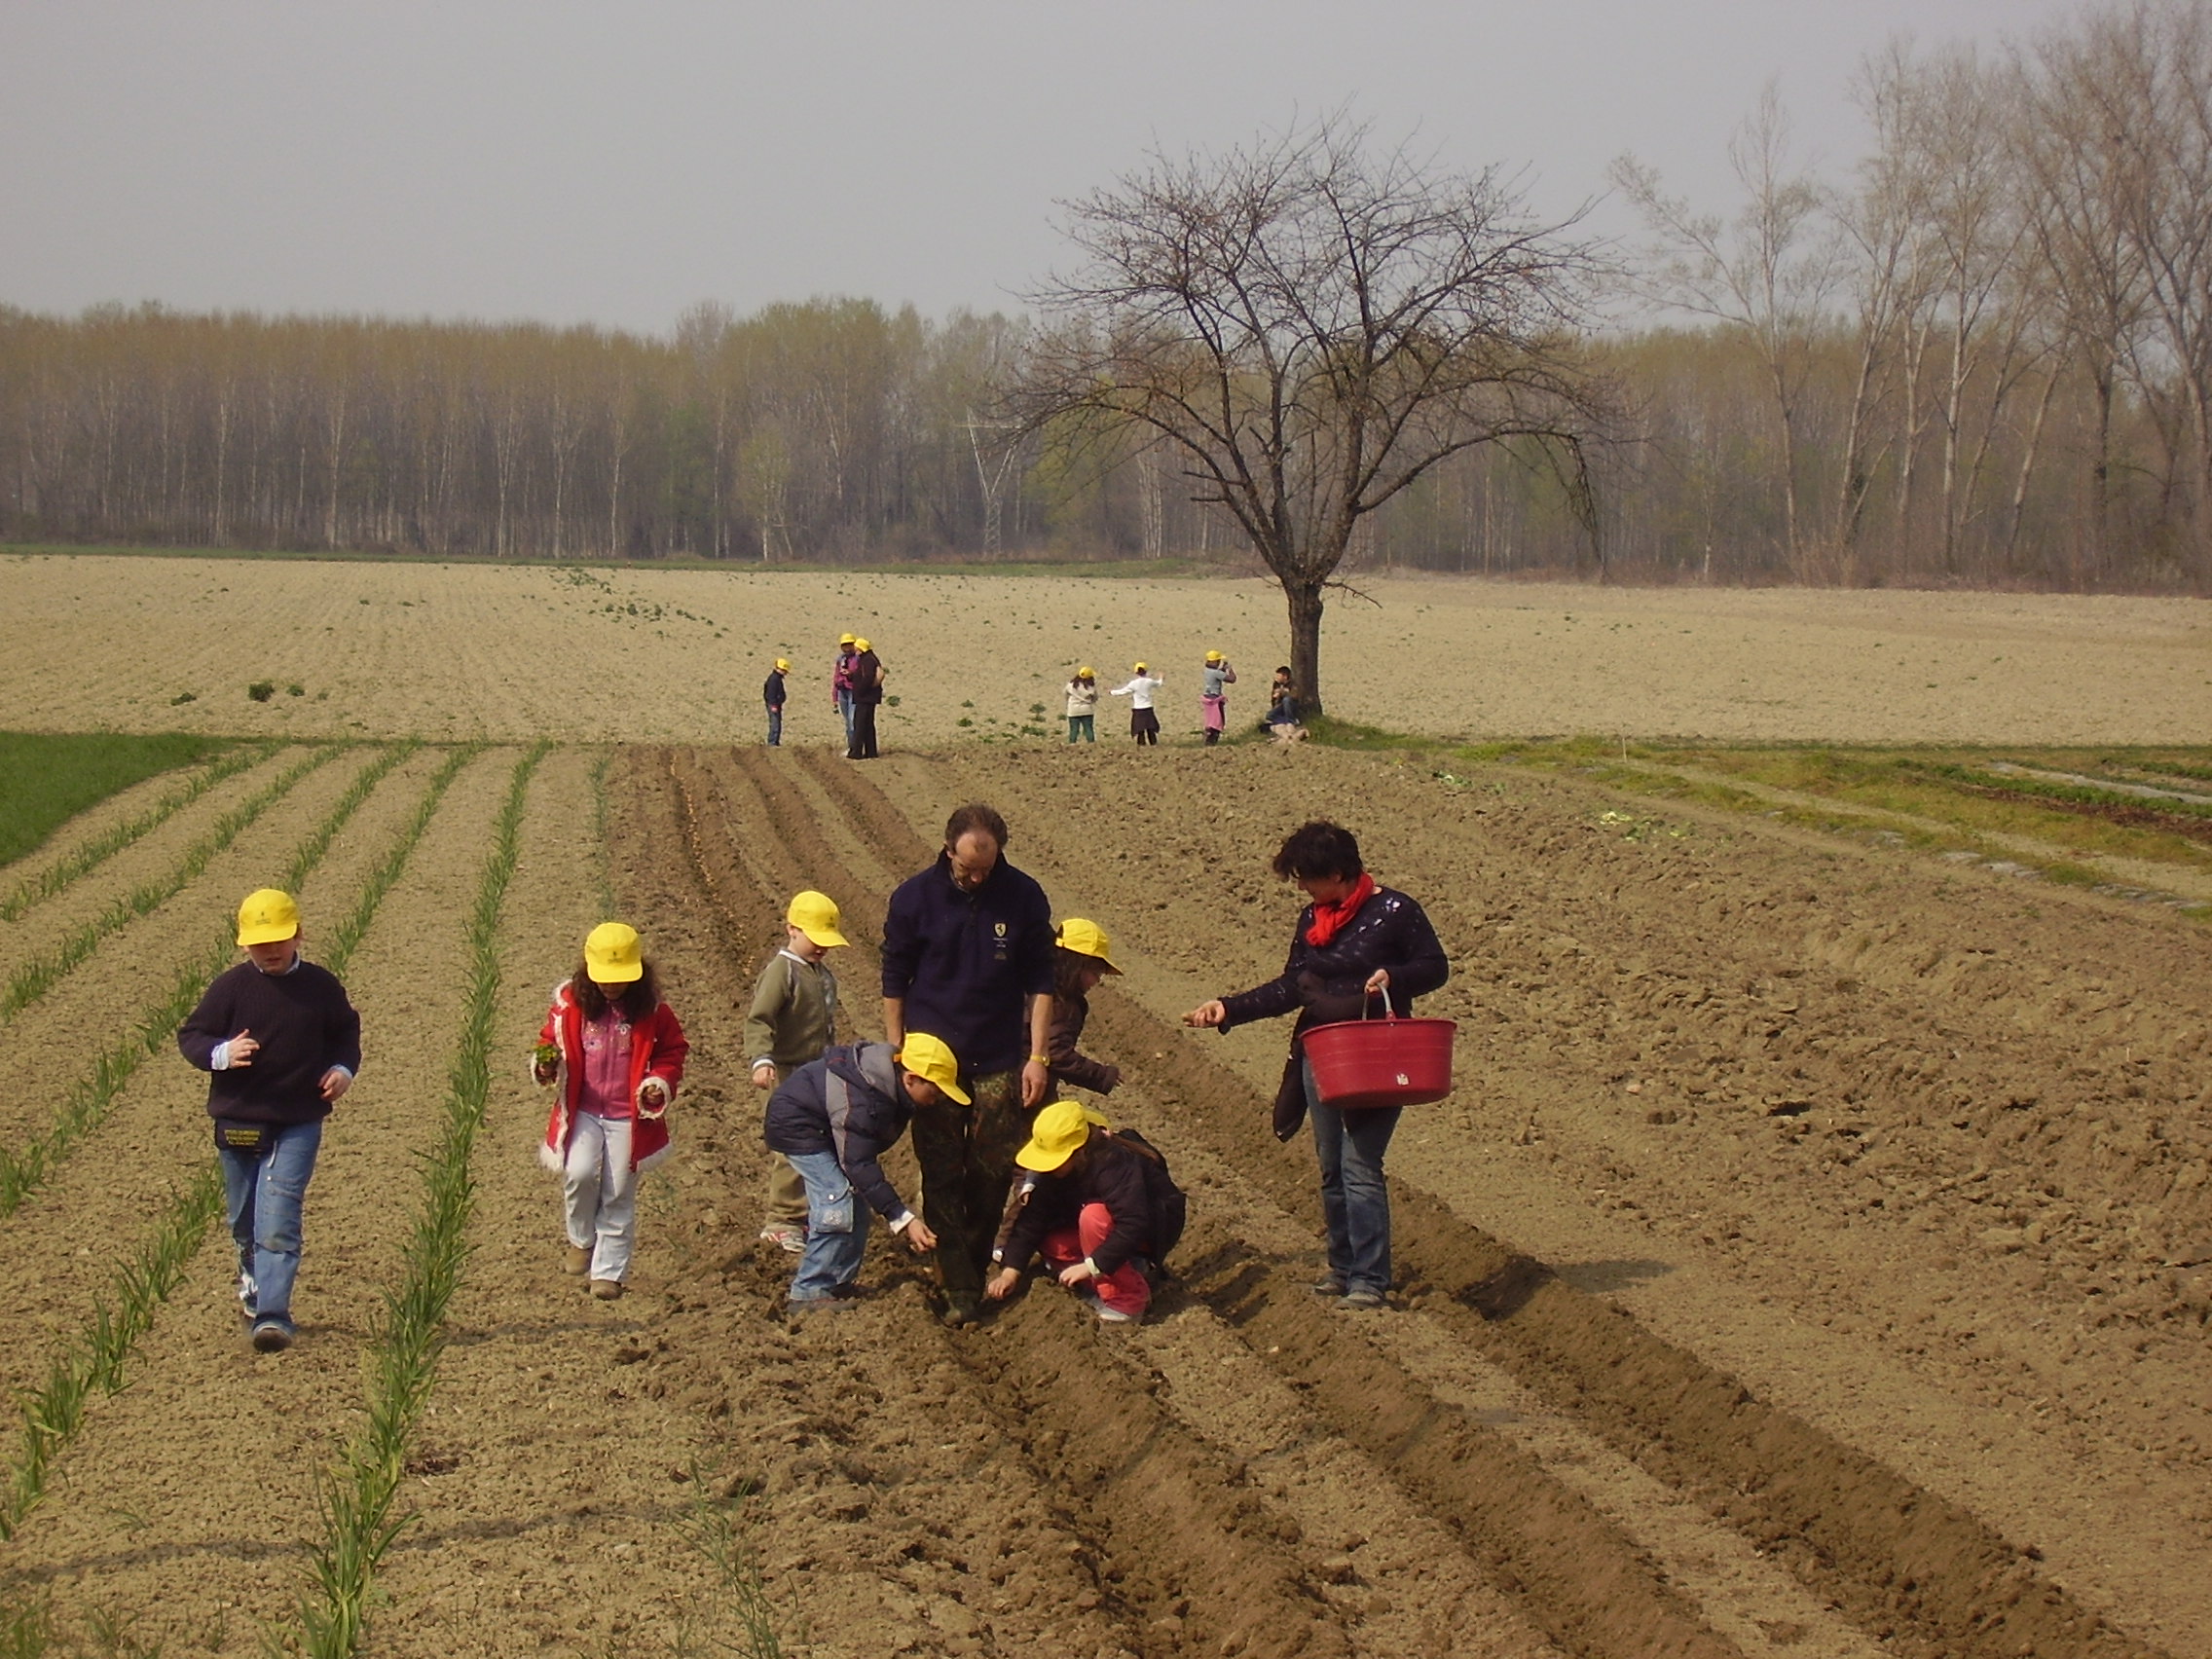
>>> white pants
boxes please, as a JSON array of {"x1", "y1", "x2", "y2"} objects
[{"x1": 563, "y1": 1112, "x2": 637, "y2": 1282}]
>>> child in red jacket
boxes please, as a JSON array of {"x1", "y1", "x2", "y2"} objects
[{"x1": 533, "y1": 922, "x2": 687, "y2": 1301}]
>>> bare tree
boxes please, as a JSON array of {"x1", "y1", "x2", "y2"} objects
[
  {"x1": 1613, "y1": 85, "x2": 1837, "y2": 571},
  {"x1": 1016, "y1": 115, "x2": 1609, "y2": 716}
]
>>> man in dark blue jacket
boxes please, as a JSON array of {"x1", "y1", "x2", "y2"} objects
[
  {"x1": 880, "y1": 802, "x2": 1054, "y2": 1324},
  {"x1": 763, "y1": 1033, "x2": 956, "y2": 1310}
]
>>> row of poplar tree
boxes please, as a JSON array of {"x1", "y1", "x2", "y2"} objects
[{"x1": 1, "y1": 1, "x2": 2208, "y2": 590}]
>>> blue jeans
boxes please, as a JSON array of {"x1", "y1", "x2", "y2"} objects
[
  {"x1": 217, "y1": 1118, "x2": 323, "y2": 1327},
  {"x1": 1303, "y1": 1059, "x2": 1400, "y2": 1295},
  {"x1": 837, "y1": 689, "x2": 856, "y2": 750},
  {"x1": 766, "y1": 706, "x2": 783, "y2": 746},
  {"x1": 1066, "y1": 715, "x2": 1094, "y2": 743},
  {"x1": 787, "y1": 1149, "x2": 868, "y2": 1302}
]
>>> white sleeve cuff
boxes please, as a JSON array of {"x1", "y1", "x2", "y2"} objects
[
  {"x1": 211, "y1": 1041, "x2": 233, "y2": 1070},
  {"x1": 326, "y1": 1065, "x2": 354, "y2": 1082},
  {"x1": 890, "y1": 1210, "x2": 915, "y2": 1233}
]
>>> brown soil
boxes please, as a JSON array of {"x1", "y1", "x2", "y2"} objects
[{"x1": 1, "y1": 736, "x2": 2204, "y2": 1657}]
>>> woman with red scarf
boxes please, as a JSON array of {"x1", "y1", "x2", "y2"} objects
[{"x1": 1184, "y1": 821, "x2": 1448, "y2": 1309}]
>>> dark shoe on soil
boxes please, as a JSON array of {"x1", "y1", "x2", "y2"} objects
[
  {"x1": 1310, "y1": 1273, "x2": 1346, "y2": 1297},
  {"x1": 942, "y1": 1302, "x2": 983, "y2": 1328},
  {"x1": 1336, "y1": 1289, "x2": 1386, "y2": 1311},
  {"x1": 589, "y1": 1278, "x2": 624, "y2": 1301},
  {"x1": 250, "y1": 1319, "x2": 294, "y2": 1353},
  {"x1": 564, "y1": 1244, "x2": 591, "y2": 1275}
]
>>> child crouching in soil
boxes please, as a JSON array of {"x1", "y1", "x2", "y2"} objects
[{"x1": 534, "y1": 922, "x2": 687, "y2": 1301}]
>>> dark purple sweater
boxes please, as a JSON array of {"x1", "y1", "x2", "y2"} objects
[{"x1": 178, "y1": 958, "x2": 361, "y2": 1124}]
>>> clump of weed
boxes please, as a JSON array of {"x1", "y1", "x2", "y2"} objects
[
  {"x1": 247, "y1": 681, "x2": 276, "y2": 702},
  {"x1": 169, "y1": 691, "x2": 197, "y2": 705}
]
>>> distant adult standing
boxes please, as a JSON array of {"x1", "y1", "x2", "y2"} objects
[
  {"x1": 1109, "y1": 662, "x2": 1164, "y2": 746},
  {"x1": 763, "y1": 657, "x2": 789, "y2": 747},
  {"x1": 1183, "y1": 822, "x2": 1447, "y2": 1310},
  {"x1": 847, "y1": 637, "x2": 885, "y2": 759},
  {"x1": 1064, "y1": 666, "x2": 1099, "y2": 744},
  {"x1": 831, "y1": 634, "x2": 859, "y2": 751},
  {"x1": 179, "y1": 888, "x2": 360, "y2": 1353},
  {"x1": 1199, "y1": 649, "x2": 1236, "y2": 746},
  {"x1": 881, "y1": 802, "x2": 1055, "y2": 1323}
]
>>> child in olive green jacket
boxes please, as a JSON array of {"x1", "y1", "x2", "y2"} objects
[{"x1": 745, "y1": 891, "x2": 848, "y2": 1252}]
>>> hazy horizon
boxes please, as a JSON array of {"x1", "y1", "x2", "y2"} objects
[{"x1": 2, "y1": 1, "x2": 2088, "y2": 337}]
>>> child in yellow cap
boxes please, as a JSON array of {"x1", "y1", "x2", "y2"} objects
[
  {"x1": 1064, "y1": 666, "x2": 1099, "y2": 744},
  {"x1": 1109, "y1": 662, "x2": 1164, "y2": 746},
  {"x1": 533, "y1": 922, "x2": 688, "y2": 1300},
  {"x1": 745, "y1": 891, "x2": 849, "y2": 1253},
  {"x1": 1199, "y1": 649, "x2": 1236, "y2": 746},
  {"x1": 178, "y1": 889, "x2": 361, "y2": 1352},
  {"x1": 763, "y1": 658, "x2": 791, "y2": 747},
  {"x1": 985, "y1": 1101, "x2": 1187, "y2": 1324}
]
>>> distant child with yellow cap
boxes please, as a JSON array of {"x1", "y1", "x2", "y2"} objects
[
  {"x1": 985, "y1": 1102, "x2": 1187, "y2": 1323},
  {"x1": 179, "y1": 888, "x2": 361, "y2": 1353},
  {"x1": 745, "y1": 891, "x2": 849, "y2": 1253},
  {"x1": 1199, "y1": 649, "x2": 1237, "y2": 745},
  {"x1": 831, "y1": 634, "x2": 859, "y2": 750},
  {"x1": 533, "y1": 922, "x2": 689, "y2": 1301},
  {"x1": 1064, "y1": 666, "x2": 1099, "y2": 744},
  {"x1": 1108, "y1": 662, "x2": 1164, "y2": 746},
  {"x1": 763, "y1": 657, "x2": 791, "y2": 747},
  {"x1": 847, "y1": 637, "x2": 886, "y2": 759},
  {"x1": 762, "y1": 1033, "x2": 954, "y2": 1310}
]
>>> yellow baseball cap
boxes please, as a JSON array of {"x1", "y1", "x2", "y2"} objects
[
  {"x1": 583, "y1": 921, "x2": 645, "y2": 984},
  {"x1": 1015, "y1": 1100, "x2": 1111, "y2": 1172},
  {"x1": 838, "y1": 633, "x2": 856, "y2": 645},
  {"x1": 1205, "y1": 649, "x2": 1223, "y2": 664},
  {"x1": 786, "y1": 890, "x2": 848, "y2": 948},
  {"x1": 896, "y1": 1032, "x2": 970, "y2": 1104},
  {"x1": 1132, "y1": 661, "x2": 1147, "y2": 673},
  {"x1": 854, "y1": 637, "x2": 871, "y2": 651},
  {"x1": 1076, "y1": 665, "x2": 1094, "y2": 678},
  {"x1": 236, "y1": 888, "x2": 300, "y2": 946},
  {"x1": 1054, "y1": 917, "x2": 1122, "y2": 974},
  {"x1": 774, "y1": 657, "x2": 791, "y2": 672}
]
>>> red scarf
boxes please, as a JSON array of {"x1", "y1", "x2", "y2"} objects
[{"x1": 1304, "y1": 873, "x2": 1377, "y2": 948}]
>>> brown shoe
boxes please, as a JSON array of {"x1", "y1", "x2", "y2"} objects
[
  {"x1": 589, "y1": 1278, "x2": 623, "y2": 1301},
  {"x1": 564, "y1": 1244, "x2": 591, "y2": 1275}
]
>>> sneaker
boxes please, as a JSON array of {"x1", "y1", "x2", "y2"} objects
[
  {"x1": 1097, "y1": 1307, "x2": 1138, "y2": 1324},
  {"x1": 942, "y1": 1302, "x2": 983, "y2": 1329},
  {"x1": 564, "y1": 1244, "x2": 591, "y2": 1275},
  {"x1": 589, "y1": 1278, "x2": 624, "y2": 1301},
  {"x1": 757, "y1": 1225, "x2": 806, "y2": 1255},
  {"x1": 1310, "y1": 1274, "x2": 1346, "y2": 1297},
  {"x1": 1336, "y1": 1290, "x2": 1386, "y2": 1311},
  {"x1": 250, "y1": 1319, "x2": 294, "y2": 1353}
]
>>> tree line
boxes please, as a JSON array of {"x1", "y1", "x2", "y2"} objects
[{"x1": 1, "y1": 0, "x2": 2207, "y2": 594}]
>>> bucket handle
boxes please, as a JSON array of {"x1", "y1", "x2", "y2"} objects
[{"x1": 1363, "y1": 986, "x2": 1399, "y2": 1020}]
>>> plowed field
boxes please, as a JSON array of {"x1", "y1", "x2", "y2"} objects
[{"x1": 0, "y1": 735, "x2": 2204, "y2": 1658}]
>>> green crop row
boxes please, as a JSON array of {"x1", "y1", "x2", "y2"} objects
[
  {"x1": 0, "y1": 742, "x2": 275, "y2": 924},
  {"x1": 295, "y1": 745, "x2": 542, "y2": 1658},
  {"x1": 0, "y1": 745, "x2": 342, "y2": 1021},
  {"x1": 0, "y1": 745, "x2": 461, "y2": 1552},
  {"x1": 0, "y1": 745, "x2": 415, "y2": 1220}
]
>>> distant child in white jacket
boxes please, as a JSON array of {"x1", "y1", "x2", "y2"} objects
[
  {"x1": 1064, "y1": 667, "x2": 1100, "y2": 744},
  {"x1": 1109, "y1": 663, "x2": 1164, "y2": 746}
]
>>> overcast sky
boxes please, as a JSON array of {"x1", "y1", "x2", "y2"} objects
[{"x1": 0, "y1": 2, "x2": 2090, "y2": 337}]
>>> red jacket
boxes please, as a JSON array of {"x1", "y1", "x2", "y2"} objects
[{"x1": 535, "y1": 979, "x2": 687, "y2": 1172}]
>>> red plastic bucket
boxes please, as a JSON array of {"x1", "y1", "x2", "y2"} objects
[{"x1": 1301, "y1": 1008, "x2": 1456, "y2": 1111}]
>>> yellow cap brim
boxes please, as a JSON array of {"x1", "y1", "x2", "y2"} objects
[
  {"x1": 798, "y1": 923, "x2": 849, "y2": 948},
  {"x1": 1015, "y1": 1138, "x2": 1074, "y2": 1172},
  {"x1": 584, "y1": 953, "x2": 644, "y2": 983},
  {"x1": 933, "y1": 1074, "x2": 972, "y2": 1106},
  {"x1": 237, "y1": 922, "x2": 299, "y2": 946}
]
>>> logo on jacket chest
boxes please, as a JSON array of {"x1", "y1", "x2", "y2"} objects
[{"x1": 992, "y1": 920, "x2": 1010, "y2": 961}]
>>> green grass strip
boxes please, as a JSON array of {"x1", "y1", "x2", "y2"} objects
[
  {"x1": 0, "y1": 745, "x2": 426, "y2": 1222},
  {"x1": 296, "y1": 744, "x2": 543, "y2": 1659},
  {"x1": 0, "y1": 745, "x2": 343, "y2": 1021},
  {"x1": 1900, "y1": 758, "x2": 2212, "y2": 822},
  {"x1": 0, "y1": 746, "x2": 475, "y2": 1545},
  {"x1": 0, "y1": 743, "x2": 275, "y2": 924}
]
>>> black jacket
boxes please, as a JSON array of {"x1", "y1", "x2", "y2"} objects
[
  {"x1": 998, "y1": 1130, "x2": 1185, "y2": 1277},
  {"x1": 880, "y1": 852, "x2": 1053, "y2": 1078},
  {"x1": 1048, "y1": 988, "x2": 1119, "y2": 1094},
  {"x1": 179, "y1": 958, "x2": 361, "y2": 1124},
  {"x1": 850, "y1": 650, "x2": 884, "y2": 705},
  {"x1": 763, "y1": 1043, "x2": 917, "y2": 1221},
  {"x1": 762, "y1": 670, "x2": 786, "y2": 709},
  {"x1": 1218, "y1": 885, "x2": 1449, "y2": 1140}
]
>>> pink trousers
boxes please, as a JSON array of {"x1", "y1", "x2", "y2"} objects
[{"x1": 1040, "y1": 1201, "x2": 1151, "y2": 1317}]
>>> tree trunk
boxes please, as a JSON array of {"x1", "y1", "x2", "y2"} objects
[{"x1": 1285, "y1": 579, "x2": 1326, "y2": 719}]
